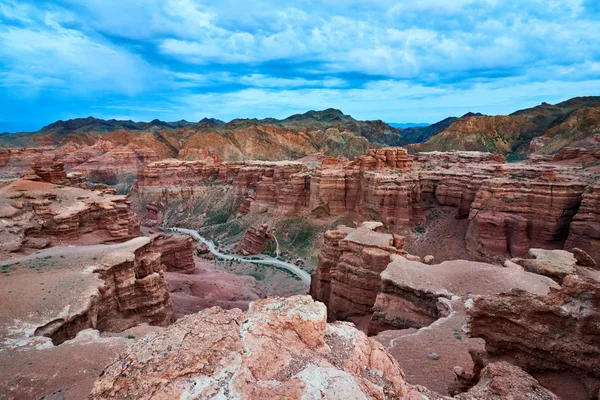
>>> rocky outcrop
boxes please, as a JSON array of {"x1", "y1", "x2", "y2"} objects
[
  {"x1": 310, "y1": 222, "x2": 416, "y2": 321},
  {"x1": 369, "y1": 255, "x2": 558, "y2": 335},
  {"x1": 0, "y1": 237, "x2": 172, "y2": 349},
  {"x1": 455, "y1": 362, "x2": 561, "y2": 400},
  {"x1": 150, "y1": 234, "x2": 196, "y2": 274},
  {"x1": 566, "y1": 185, "x2": 600, "y2": 266},
  {"x1": 511, "y1": 248, "x2": 577, "y2": 282},
  {"x1": 468, "y1": 274, "x2": 600, "y2": 399},
  {"x1": 0, "y1": 179, "x2": 140, "y2": 257},
  {"x1": 237, "y1": 223, "x2": 272, "y2": 255},
  {"x1": 29, "y1": 157, "x2": 69, "y2": 185},
  {"x1": 90, "y1": 295, "x2": 428, "y2": 399}
]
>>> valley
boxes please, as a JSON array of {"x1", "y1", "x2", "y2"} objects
[{"x1": 0, "y1": 100, "x2": 599, "y2": 400}]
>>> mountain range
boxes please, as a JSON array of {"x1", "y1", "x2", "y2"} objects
[{"x1": 1, "y1": 96, "x2": 598, "y2": 160}]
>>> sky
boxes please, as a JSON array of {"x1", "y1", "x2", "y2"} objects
[{"x1": 1, "y1": 0, "x2": 600, "y2": 132}]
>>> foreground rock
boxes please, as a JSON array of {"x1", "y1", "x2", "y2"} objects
[
  {"x1": 91, "y1": 296, "x2": 427, "y2": 399},
  {"x1": 468, "y1": 274, "x2": 600, "y2": 399},
  {"x1": 91, "y1": 295, "x2": 559, "y2": 400}
]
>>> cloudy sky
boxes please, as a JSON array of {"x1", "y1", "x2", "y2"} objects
[{"x1": 1, "y1": 0, "x2": 599, "y2": 132}]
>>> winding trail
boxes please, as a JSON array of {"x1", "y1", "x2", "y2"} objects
[{"x1": 168, "y1": 227, "x2": 311, "y2": 285}]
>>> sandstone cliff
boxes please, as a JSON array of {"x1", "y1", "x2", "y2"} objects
[
  {"x1": 468, "y1": 274, "x2": 600, "y2": 399},
  {"x1": 0, "y1": 237, "x2": 172, "y2": 349}
]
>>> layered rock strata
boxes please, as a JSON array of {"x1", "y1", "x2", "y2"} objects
[
  {"x1": 566, "y1": 185, "x2": 600, "y2": 266},
  {"x1": 0, "y1": 179, "x2": 140, "y2": 257},
  {"x1": 310, "y1": 222, "x2": 416, "y2": 321},
  {"x1": 237, "y1": 223, "x2": 272, "y2": 255},
  {"x1": 132, "y1": 147, "x2": 599, "y2": 263},
  {"x1": 150, "y1": 233, "x2": 196, "y2": 274},
  {"x1": 468, "y1": 274, "x2": 600, "y2": 399},
  {"x1": 466, "y1": 178, "x2": 587, "y2": 260},
  {"x1": 0, "y1": 237, "x2": 172, "y2": 348},
  {"x1": 369, "y1": 255, "x2": 558, "y2": 335}
]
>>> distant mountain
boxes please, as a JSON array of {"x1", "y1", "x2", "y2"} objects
[
  {"x1": 0, "y1": 109, "x2": 403, "y2": 160},
  {"x1": 410, "y1": 96, "x2": 600, "y2": 158},
  {"x1": 2, "y1": 98, "x2": 599, "y2": 160},
  {"x1": 400, "y1": 117, "x2": 459, "y2": 144}
]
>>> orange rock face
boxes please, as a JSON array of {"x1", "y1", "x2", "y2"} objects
[
  {"x1": 466, "y1": 178, "x2": 588, "y2": 260},
  {"x1": 236, "y1": 223, "x2": 272, "y2": 255},
  {"x1": 565, "y1": 185, "x2": 600, "y2": 267},
  {"x1": 150, "y1": 234, "x2": 196, "y2": 274},
  {"x1": 132, "y1": 146, "x2": 598, "y2": 264},
  {"x1": 309, "y1": 222, "x2": 414, "y2": 321}
]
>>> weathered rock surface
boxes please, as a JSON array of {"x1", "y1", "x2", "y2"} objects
[
  {"x1": 0, "y1": 179, "x2": 140, "y2": 257},
  {"x1": 468, "y1": 274, "x2": 600, "y2": 399},
  {"x1": 310, "y1": 222, "x2": 416, "y2": 321},
  {"x1": 566, "y1": 185, "x2": 600, "y2": 267},
  {"x1": 466, "y1": 178, "x2": 587, "y2": 260},
  {"x1": 0, "y1": 237, "x2": 172, "y2": 349},
  {"x1": 90, "y1": 295, "x2": 429, "y2": 400},
  {"x1": 369, "y1": 255, "x2": 558, "y2": 335},
  {"x1": 237, "y1": 223, "x2": 272, "y2": 255},
  {"x1": 454, "y1": 362, "x2": 561, "y2": 400},
  {"x1": 511, "y1": 248, "x2": 577, "y2": 282},
  {"x1": 131, "y1": 146, "x2": 598, "y2": 265},
  {"x1": 150, "y1": 233, "x2": 196, "y2": 274}
]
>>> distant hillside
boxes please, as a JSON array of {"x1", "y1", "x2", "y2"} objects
[
  {"x1": 0, "y1": 109, "x2": 403, "y2": 161},
  {"x1": 3, "y1": 97, "x2": 598, "y2": 160},
  {"x1": 410, "y1": 97, "x2": 600, "y2": 158},
  {"x1": 400, "y1": 117, "x2": 459, "y2": 144}
]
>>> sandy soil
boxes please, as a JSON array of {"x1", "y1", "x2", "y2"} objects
[
  {"x1": 375, "y1": 300, "x2": 486, "y2": 395},
  {"x1": 404, "y1": 206, "x2": 475, "y2": 263}
]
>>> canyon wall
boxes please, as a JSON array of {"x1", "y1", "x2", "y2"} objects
[{"x1": 132, "y1": 146, "x2": 599, "y2": 264}]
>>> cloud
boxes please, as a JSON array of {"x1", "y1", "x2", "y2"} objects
[{"x1": 0, "y1": 0, "x2": 599, "y2": 130}]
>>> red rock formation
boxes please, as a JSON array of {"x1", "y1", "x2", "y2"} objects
[
  {"x1": 369, "y1": 255, "x2": 558, "y2": 335},
  {"x1": 89, "y1": 294, "x2": 563, "y2": 400},
  {"x1": 466, "y1": 178, "x2": 587, "y2": 260},
  {"x1": 132, "y1": 146, "x2": 598, "y2": 263},
  {"x1": 30, "y1": 157, "x2": 69, "y2": 185},
  {"x1": 150, "y1": 234, "x2": 196, "y2": 274},
  {"x1": 237, "y1": 223, "x2": 272, "y2": 255},
  {"x1": 70, "y1": 144, "x2": 159, "y2": 184},
  {"x1": 21, "y1": 237, "x2": 172, "y2": 346},
  {"x1": 468, "y1": 275, "x2": 600, "y2": 399},
  {"x1": 310, "y1": 222, "x2": 414, "y2": 321},
  {"x1": 566, "y1": 185, "x2": 600, "y2": 266},
  {"x1": 0, "y1": 179, "x2": 140, "y2": 257},
  {"x1": 454, "y1": 362, "x2": 561, "y2": 400}
]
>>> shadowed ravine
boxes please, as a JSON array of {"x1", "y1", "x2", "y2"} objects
[{"x1": 168, "y1": 227, "x2": 312, "y2": 285}]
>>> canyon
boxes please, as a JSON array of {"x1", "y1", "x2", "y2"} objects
[
  {"x1": 131, "y1": 146, "x2": 599, "y2": 266},
  {"x1": 0, "y1": 103, "x2": 599, "y2": 399}
]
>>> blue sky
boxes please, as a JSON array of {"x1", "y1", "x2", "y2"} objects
[{"x1": 1, "y1": 0, "x2": 600, "y2": 132}]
